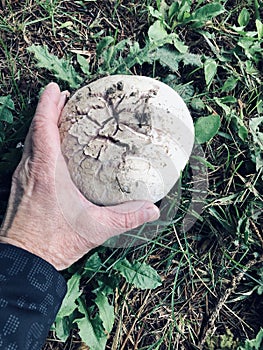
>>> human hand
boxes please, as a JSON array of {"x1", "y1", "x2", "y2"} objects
[{"x1": 0, "y1": 83, "x2": 160, "y2": 270}]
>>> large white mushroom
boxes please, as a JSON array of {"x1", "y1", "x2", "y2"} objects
[{"x1": 59, "y1": 75, "x2": 194, "y2": 206}]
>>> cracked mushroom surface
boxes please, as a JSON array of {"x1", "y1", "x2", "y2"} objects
[{"x1": 59, "y1": 75, "x2": 194, "y2": 206}]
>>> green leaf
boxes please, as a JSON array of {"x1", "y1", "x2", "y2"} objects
[
  {"x1": 114, "y1": 258, "x2": 162, "y2": 290},
  {"x1": 221, "y1": 76, "x2": 239, "y2": 92},
  {"x1": 238, "y1": 125, "x2": 248, "y2": 141},
  {"x1": 191, "y1": 97, "x2": 206, "y2": 111},
  {"x1": 27, "y1": 44, "x2": 83, "y2": 88},
  {"x1": 173, "y1": 83, "x2": 195, "y2": 101},
  {"x1": 173, "y1": 38, "x2": 188, "y2": 53},
  {"x1": 238, "y1": 328, "x2": 263, "y2": 350},
  {"x1": 181, "y1": 52, "x2": 202, "y2": 67},
  {"x1": 238, "y1": 8, "x2": 250, "y2": 27},
  {"x1": 148, "y1": 5, "x2": 163, "y2": 21},
  {"x1": 0, "y1": 95, "x2": 15, "y2": 123},
  {"x1": 76, "y1": 298, "x2": 107, "y2": 350},
  {"x1": 151, "y1": 47, "x2": 179, "y2": 72},
  {"x1": 256, "y1": 19, "x2": 263, "y2": 39},
  {"x1": 84, "y1": 252, "x2": 102, "y2": 273},
  {"x1": 195, "y1": 114, "x2": 221, "y2": 144},
  {"x1": 77, "y1": 54, "x2": 91, "y2": 75},
  {"x1": 148, "y1": 20, "x2": 168, "y2": 42},
  {"x1": 56, "y1": 274, "x2": 82, "y2": 319},
  {"x1": 249, "y1": 117, "x2": 263, "y2": 171},
  {"x1": 95, "y1": 292, "x2": 115, "y2": 333},
  {"x1": 191, "y1": 3, "x2": 225, "y2": 27},
  {"x1": 96, "y1": 36, "x2": 115, "y2": 56},
  {"x1": 204, "y1": 58, "x2": 217, "y2": 88},
  {"x1": 151, "y1": 46, "x2": 202, "y2": 73}
]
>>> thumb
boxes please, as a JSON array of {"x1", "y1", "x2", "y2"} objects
[
  {"x1": 24, "y1": 83, "x2": 68, "y2": 158},
  {"x1": 102, "y1": 201, "x2": 160, "y2": 233}
]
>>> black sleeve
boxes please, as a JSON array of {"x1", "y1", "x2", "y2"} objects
[{"x1": 0, "y1": 243, "x2": 67, "y2": 350}]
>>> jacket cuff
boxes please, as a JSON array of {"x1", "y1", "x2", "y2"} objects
[{"x1": 0, "y1": 243, "x2": 67, "y2": 349}]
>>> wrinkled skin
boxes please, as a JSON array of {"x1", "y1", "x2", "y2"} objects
[{"x1": 0, "y1": 83, "x2": 160, "y2": 270}]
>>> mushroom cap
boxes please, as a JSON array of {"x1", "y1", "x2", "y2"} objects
[{"x1": 59, "y1": 75, "x2": 194, "y2": 206}]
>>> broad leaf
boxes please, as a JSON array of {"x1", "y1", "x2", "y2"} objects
[
  {"x1": 238, "y1": 8, "x2": 250, "y2": 27},
  {"x1": 221, "y1": 76, "x2": 239, "y2": 92},
  {"x1": 195, "y1": 114, "x2": 221, "y2": 144},
  {"x1": 148, "y1": 20, "x2": 169, "y2": 43},
  {"x1": 56, "y1": 274, "x2": 82, "y2": 319},
  {"x1": 76, "y1": 298, "x2": 107, "y2": 350},
  {"x1": 27, "y1": 44, "x2": 83, "y2": 88},
  {"x1": 114, "y1": 258, "x2": 162, "y2": 290},
  {"x1": 0, "y1": 95, "x2": 15, "y2": 123},
  {"x1": 204, "y1": 58, "x2": 217, "y2": 88},
  {"x1": 95, "y1": 292, "x2": 115, "y2": 333},
  {"x1": 191, "y1": 3, "x2": 225, "y2": 26}
]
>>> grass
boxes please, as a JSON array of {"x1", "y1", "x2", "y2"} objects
[{"x1": 1, "y1": 0, "x2": 263, "y2": 349}]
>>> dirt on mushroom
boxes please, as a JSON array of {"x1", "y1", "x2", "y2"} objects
[{"x1": 59, "y1": 75, "x2": 194, "y2": 206}]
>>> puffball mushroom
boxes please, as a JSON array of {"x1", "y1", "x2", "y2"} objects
[{"x1": 59, "y1": 75, "x2": 194, "y2": 206}]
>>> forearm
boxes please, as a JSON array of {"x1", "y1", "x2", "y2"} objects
[{"x1": 0, "y1": 243, "x2": 67, "y2": 349}]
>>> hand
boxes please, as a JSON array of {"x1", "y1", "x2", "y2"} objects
[{"x1": 0, "y1": 83, "x2": 160, "y2": 270}]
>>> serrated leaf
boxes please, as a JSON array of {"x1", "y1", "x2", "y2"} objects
[
  {"x1": 114, "y1": 258, "x2": 162, "y2": 290},
  {"x1": 151, "y1": 46, "x2": 202, "y2": 73},
  {"x1": 195, "y1": 114, "x2": 221, "y2": 144},
  {"x1": 0, "y1": 95, "x2": 15, "y2": 123},
  {"x1": 181, "y1": 52, "x2": 202, "y2": 67},
  {"x1": 56, "y1": 274, "x2": 82, "y2": 319},
  {"x1": 76, "y1": 298, "x2": 107, "y2": 350},
  {"x1": 151, "y1": 47, "x2": 179, "y2": 71},
  {"x1": 95, "y1": 292, "x2": 115, "y2": 333},
  {"x1": 77, "y1": 54, "x2": 91, "y2": 75},
  {"x1": 27, "y1": 44, "x2": 83, "y2": 88},
  {"x1": 204, "y1": 58, "x2": 217, "y2": 88}
]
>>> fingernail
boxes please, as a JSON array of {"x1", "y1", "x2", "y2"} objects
[
  {"x1": 146, "y1": 205, "x2": 160, "y2": 222},
  {"x1": 46, "y1": 82, "x2": 59, "y2": 91}
]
